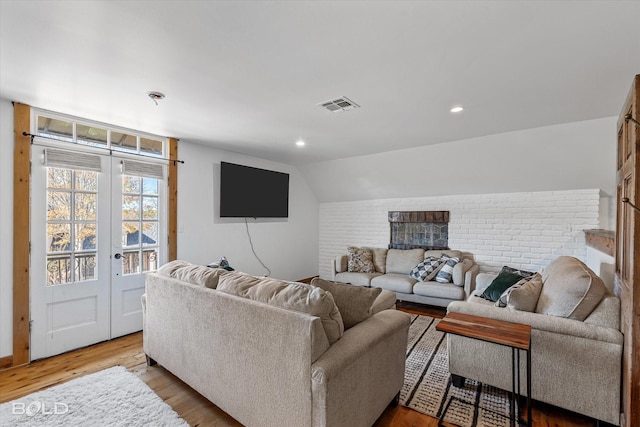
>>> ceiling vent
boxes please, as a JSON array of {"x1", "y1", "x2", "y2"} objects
[{"x1": 318, "y1": 96, "x2": 360, "y2": 112}]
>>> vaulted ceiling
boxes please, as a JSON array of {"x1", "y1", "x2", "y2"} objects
[{"x1": 1, "y1": 1, "x2": 638, "y2": 165}]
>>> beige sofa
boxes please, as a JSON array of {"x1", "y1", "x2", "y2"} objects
[
  {"x1": 446, "y1": 256, "x2": 622, "y2": 425},
  {"x1": 142, "y1": 261, "x2": 410, "y2": 427},
  {"x1": 332, "y1": 248, "x2": 479, "y2": 307}
]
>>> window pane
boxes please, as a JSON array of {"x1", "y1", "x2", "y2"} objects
[
  {"x1": 122, "y1": 250, "x2": 140, "y2": 275},
  {"x1": 141, "y1": 249, "x2": 158, "y2": 272},
  {"x1": 47, "y1": 168, "x2": 72, "y2": 189},
  {"x1": 75, "y1": 223, "x2": 96, "y2": 251},
  {"x1": 48, "y1": 191, "x2": 71, "y2": 220},
  {"x1": 75, "y1": 170, "x2": 97, "y2": 191},
  {"x1": 122, "y1": 196, "x2": 140, "y2": 220},
  {"x1": 75, "y1": 253, "x2": 97, "y2": 281},
  {"x1": 37, "y1": 116, "x2": 73, "y2": 142},
  {"x1": 140, "y1": 137, "x2": 163, "y2": 157},
  {"x1": 48, "y1": 223, "x2": 71, "y2": 252},
  {"x1": 111, "y1": 131, "x2": 137, "y2": 152},
  {"x1": 75, "y1": 193, "x2": 97, "y2": 220},
  {"x1": 123, "y1": 176, "x2": 141, "y2": 194},
  {"x1": 47, "y1": 255, "x2": 72, "y2": 285},
  {"x1": 123, "y1": 222, "x2": 140, "y2": 247},
  {"x1": 142, "y1": 197, "x2": 158, "y2": 220},
  {"x1": 142, "y1": 178, "x2": 158, "y2": 195},
  {"x1": 142, "y1": 222, "x2": 158, "y2": 245},
  {"x1": 77, "y1": 124, "x2": 107, "y2": 147}
]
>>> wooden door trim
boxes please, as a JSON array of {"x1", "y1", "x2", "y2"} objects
[
  {"x1": 13, "y1": 103, "x2": 31, "y2": 367},
  {"x1": 168, "y1": 138, "x2": 178, "y2": 261}
]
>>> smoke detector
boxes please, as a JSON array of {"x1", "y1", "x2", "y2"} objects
[
  {"x1": 318, "y1": 96, "x2": 360, "y2": 112},
  {"x1": 147, "y1": 91, "x2": 165, "y2": 105}
]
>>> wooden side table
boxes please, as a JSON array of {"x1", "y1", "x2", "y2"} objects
[{"x1": 436, "y1": 312, "x2": 532, "y2": 427}]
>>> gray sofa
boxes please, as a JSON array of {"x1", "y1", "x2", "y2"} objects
[
  {"x1": 332, "y1": 248, "x2": 479, "y2": 307},
  {"x1": 142, "y1": 261, "x2": 410, "y2": 427},
  {"x1": 446, "y1": 256, "x2": 622, "y2": 425}
]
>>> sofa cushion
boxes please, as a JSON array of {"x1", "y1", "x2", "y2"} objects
[
  {"x1": 218, "y1": 272, "x2": 344, "y2": 344},
  {"x1": 371, "y1": 273, "x2": 417, "y2": 294},
  {"x1": 413, "y1": 281, "x2": 466, "y2": 300},
  {"x1": 347, "y1": 247, "x2": 376, "y2": 273},
  {"x1": 365, "y1": 247, "x2": 388, "y2": 273},
  {"x1": 495, "y1": 273, "x2": 543, "y2": 312},
  {"x1": 480, "y1": 270, "x2": 525, "y2": 302},
  {"x1": 535, "y1": 256, "x2": 607, "y2": 321},
  {"x1": 435, "y1": 256, "x2": 461, "y2": 283},
  {"x1": 334, "y1": 255, "x2": 347, "y2": 273},
  {"x1": 409, "y1": 256, "x2": 445, "y2": 281},
  {"x1": 385, "y1": 249, "x2": 425, "y2": 274},
  {"x1": 311, "y1": 278, "x2": 382, "y2": 330},
  {"x1": 334, "y1": 271, "x2": 382, "y2": 287},
  {"x1": 157, "y1": 260, "x2": 228, "y2": 289}
]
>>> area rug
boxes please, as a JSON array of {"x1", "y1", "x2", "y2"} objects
[
  {"x1": 0, "y1": 366, "x2": 188, "y2": 426},
  {"x1": 401, "y1": 314, "x2": 512, "y2": 427}
]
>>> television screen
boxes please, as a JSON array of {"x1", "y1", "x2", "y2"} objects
[{"x1": 219, "y1": 161, "x2": 289, "y2": 218}]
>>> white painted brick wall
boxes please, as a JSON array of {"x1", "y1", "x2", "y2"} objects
[{"x1": 319, "y1": 189, "x2": 600, "y2": 279}]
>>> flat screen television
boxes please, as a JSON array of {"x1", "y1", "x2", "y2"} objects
[{"x1": 219, "y1": 161, "x2": 289, "y2": 218}]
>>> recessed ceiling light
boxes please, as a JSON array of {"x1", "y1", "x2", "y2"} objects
[
  {"x1": 450, "y1": 105, "x2": 464, "y2": 113},
  {"x1": 296, "y1": 140, "x2": 305, "y2": 147}
]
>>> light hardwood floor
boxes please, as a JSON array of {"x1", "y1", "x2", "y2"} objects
[{"x1": 0, "y1": 302, "x2": 598, "y2": 427}]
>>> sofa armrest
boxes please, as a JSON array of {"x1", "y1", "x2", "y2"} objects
[
  {"x1": 311, "y1": 310, "x2": 410, "y2": 427},
  {"x1": 474, "y1": 273, "x2": 497, "y2": 294},
  {"x1": 331, "y1": 255, "x2": 348, "y2": 280},
  {"x1": 462, "y1": 263, "x2": 479, "y2": 297},
  {"x1": 447, "y1": 300, "x2": 623, "y2": 345}
]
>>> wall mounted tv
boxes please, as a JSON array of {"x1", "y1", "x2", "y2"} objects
[{"x1": 219, "y1": 161, "x2": 290, "y2": 218}]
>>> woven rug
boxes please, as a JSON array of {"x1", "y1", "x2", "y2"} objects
[
  {"x1": 0, "y1": 366, "x2": 188, "y2": 426},
  {"x1": 401, "y1": 314, "x2": 512, "y2": 427}
]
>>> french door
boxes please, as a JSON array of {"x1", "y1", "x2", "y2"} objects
[{"x1": 30, "y1": 145, "x2": 166, "y2": 360}]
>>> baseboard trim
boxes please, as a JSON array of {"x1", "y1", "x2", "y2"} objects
[{"x1": 0, "y1": 355, "x2": 14, "y2": 370}]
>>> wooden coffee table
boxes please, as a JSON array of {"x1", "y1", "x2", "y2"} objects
[{"x1": 436, "y1": 312, "x2": 532, "y2": 427}]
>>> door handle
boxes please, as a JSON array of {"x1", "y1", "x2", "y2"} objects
[{"x1": 114, "y1": 253, "x2": 122, "y2": 260}]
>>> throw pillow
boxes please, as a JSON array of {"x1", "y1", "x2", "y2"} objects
[
  {"x1": 480, "y1": 270, "x2": 527, "y2": 302},
  {"x1": 218, "y1": 272, "x2": 344, "y2": 344},
  {"x1": 365, "y1": 247, "x2": 388, "y2": 273},
  {"x1": 347, "y1": 247, "x2": 376, "y2": 273},
  {"x1": 435, "y1": 255, "x2": 461, "y2": 283},
  {"x1": 495, "y1": 273, "x2": 543, "y2": 312},
  {"x1": 535, "y1": 256, "x2": 607, "y2": 320},
  {"x1": 500, "y1": 265, "x2": 536, "y2": 279},
  {"x1": 311, "y1": 278, "x2": 382, "y2": 329},
  {"x1": 409, "y1": 256, "x2": 445, "y2": 282}
]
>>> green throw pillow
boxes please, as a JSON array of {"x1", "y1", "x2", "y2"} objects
[{"x1": 480, "y1": 270, "x2": 525, "y2": 302}]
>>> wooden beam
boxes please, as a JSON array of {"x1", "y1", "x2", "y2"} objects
[
  {"x1": 168, "y1": 138, "x2": 178, "y2": 262},
  {"x1": 13, "y1": 103, "x2": 31, "y2": 366},
  {"x1": 584, "y1": 229, "x2": 615, "y2": 257}
]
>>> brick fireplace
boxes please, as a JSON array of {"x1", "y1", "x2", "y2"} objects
[{"x1": 388, "y1": 211, "x2": 449, "y2": 250}]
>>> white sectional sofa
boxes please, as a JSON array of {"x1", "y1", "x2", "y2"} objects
[
  {"x1": 446, "y1": 256, "x2": 623, "y2": 425},
  {"x1": 332, "y1": 248, "x2": 479, "y2": 307},
  {"x1": 142, "y1": 261, "x2": 410, "y2": 427}
]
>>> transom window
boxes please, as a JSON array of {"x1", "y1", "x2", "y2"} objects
[{"x1": 36, "y1": 114, "x2": 166, "y2": 158}]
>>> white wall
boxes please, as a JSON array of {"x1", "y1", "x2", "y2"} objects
[
  {"x1": 319, "y1": 189, "x2": 600, "y2": 279},
  {"x1": 0, "y1": 99, "x2": 13, "y2": 358},
  {"x1": 302, "y1": 117, "x2": 617, "y2": 229},
  {"x1": 177, "y1": 141, "x2": 319, "y2": 282}
]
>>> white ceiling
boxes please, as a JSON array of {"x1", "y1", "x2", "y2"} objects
[{"x1": 1, "y1": 1, "x2": 639, "y2": 166}]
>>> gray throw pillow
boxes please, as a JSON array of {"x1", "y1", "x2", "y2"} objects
[
  {"x1": 311, "y1": 277, "x2": 382, "y2": 329},
  {"x1": 409, "y1": 256, "x2": 445, "y2": 282},
  {"x1": 495, "y1": 273, "x2": 543, "y2": 312}
]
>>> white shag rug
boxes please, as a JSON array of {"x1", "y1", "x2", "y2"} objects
[{"x1": 0, "y1": 365, "x2": 189, "y2": 426}]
